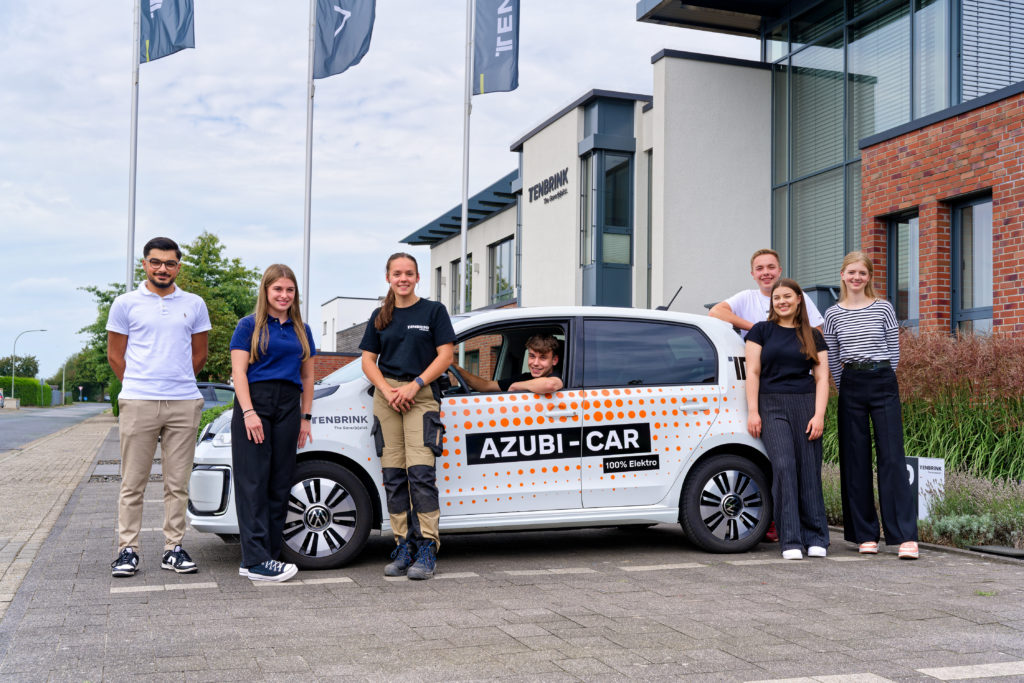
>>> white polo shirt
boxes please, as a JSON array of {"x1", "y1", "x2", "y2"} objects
[
  {"x1": 724, "y1": 288, "x2": 824, "y2": 338},
  {"x1": 106, "y1": 283, "x2": 212, "y2": 400}
]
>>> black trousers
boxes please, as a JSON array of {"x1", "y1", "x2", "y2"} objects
[
  {"x1": 837, "y1": 367, "x2": 918, "y2": 545},
  {"x1": 759, "y1": 392, "x2": 830, "y2": 552},
  {"x1": 231, "y1": 380, "x2": 301, "y2": 567}
]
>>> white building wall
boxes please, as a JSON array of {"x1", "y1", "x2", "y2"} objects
[
  {"x1": 651, "y1": 55, "x2": 771, "y2": 314},
  {"x1": 319, "y1": 297, "x2": 380, "y2": 351},
  {"x1": 429, "y1": 205, "x2": 517, "y2": 313},
  {"x1": 518, "y1": 110, "x2": 582, "y2": 307}
]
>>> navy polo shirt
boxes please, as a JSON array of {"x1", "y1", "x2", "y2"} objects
[{"x1": 230, "y1": 315, "x2": 317, "y2": 387}]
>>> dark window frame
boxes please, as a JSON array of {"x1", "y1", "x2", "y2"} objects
[{"x1": 950, "y1": 194, "x2": 994, "y2": 333}]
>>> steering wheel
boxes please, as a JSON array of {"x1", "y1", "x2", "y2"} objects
[{"x1": 445, "y1": 364, "x2": 471, "y2": 395}]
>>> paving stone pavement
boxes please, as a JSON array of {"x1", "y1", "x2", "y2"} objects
[{"x1": 0, "y1": 417, "x2": 1022, "y2": 681}]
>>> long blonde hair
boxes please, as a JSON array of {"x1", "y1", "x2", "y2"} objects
[
  {"x1": 374, "y1": 252, "x2": 418, "y2": 330},
  {"x1": 249, "y1": 264, "x2": 311, "y2": 363},
  {"x1": 838, "y1": 251, "x2": 878, "y2": 302}
]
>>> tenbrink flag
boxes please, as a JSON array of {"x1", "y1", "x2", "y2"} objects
[
  {"x1": 314, "y1": 0, "x2": 376, "y2": 80},
  {"x1": 473, "y1": 0, "x2": 519, "y2": 95},
  {"x1": 139, "y1": 0, "x2": 194, "y2": 63}
]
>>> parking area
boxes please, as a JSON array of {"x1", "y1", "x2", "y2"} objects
[{"x1": 0, "y1": 418, "x2": 1022, "y2": 681}]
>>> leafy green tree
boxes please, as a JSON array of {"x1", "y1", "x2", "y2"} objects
[
  {"x1": 0, "y1": 354, "x2": 39, "y2": 377},
  {"x1": 76, "y1": 232, "x2": 260, "y2": 384}
]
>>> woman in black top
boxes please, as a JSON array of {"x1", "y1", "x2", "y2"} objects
[
  {"x1": 359, "y1": 253, "x2": 455, "y2": 580},
  {"x1": 745, "y1": 278, "x2": 830, "y2": 560}
]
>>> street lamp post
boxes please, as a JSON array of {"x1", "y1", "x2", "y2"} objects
[
  {"x1": 11, "y1": 329, "x2": 46, "y2": 403},
  {"x1": 62, "y1": 364, "x2": 66, "y2": 407}
]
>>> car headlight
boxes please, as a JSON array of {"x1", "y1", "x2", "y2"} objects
[{"x1": 212, "y1": 432, "x2": 232, "y2": 447}]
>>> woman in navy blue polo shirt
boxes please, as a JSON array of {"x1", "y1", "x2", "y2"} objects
[{"x1": 230, "y1": 264, "x2": 316, "y2": 582}]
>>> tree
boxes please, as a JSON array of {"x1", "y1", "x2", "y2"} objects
[
  {"x1": 77, "y1": 232, "x2": 260, "y2": 384},
  {"x1": 0, "y1": 355, "x2": 39, "y2": 377}
]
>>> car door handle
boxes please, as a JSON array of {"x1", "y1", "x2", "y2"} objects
[{"x1": 543, "y1": 410, "x2": 579, "y2": 419}]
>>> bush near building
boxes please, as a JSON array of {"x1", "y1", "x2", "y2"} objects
[{"x1": 820, "y1": 332, "x2": 1024, "y2": 549}]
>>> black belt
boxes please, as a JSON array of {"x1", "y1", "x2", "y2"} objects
[
  {"x1": 383, "y1": 374, "x2": 418, "y2": 382},
  {"x1": 843, "y1": 360, "x2": 891, "y2": 371}
]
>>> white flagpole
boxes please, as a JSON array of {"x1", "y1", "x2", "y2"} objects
[
  {"x1": 458, "y1": 0, "x2": 475, "y2": 365},
  {"x1": 127, "y1": 0, "x2": 141, "y2": 292},
  {"x1": 302, "y1": 0, "x2": 317, "y2": 322}
]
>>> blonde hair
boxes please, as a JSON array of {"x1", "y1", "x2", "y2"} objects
[
  {"x1": 375, "y1": 252, "x2": 418, "y2": 330},
  {"x1": 249, "y1": 264, "x2": 311, "y2": 364},
  {"x1": 750, "y1": 248, "x2": 781, "y2": 270},
  {"x1": 838, "y1": 251, "x2": 878, "y2": 302}
]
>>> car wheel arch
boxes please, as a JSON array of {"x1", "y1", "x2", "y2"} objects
[{"x1": 295, "y1": 450, "x2": 383, "y2": 531}]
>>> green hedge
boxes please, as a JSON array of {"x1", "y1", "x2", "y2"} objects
[{"x1": 0, "y1": 377, "x2": 52, "y2": 406}]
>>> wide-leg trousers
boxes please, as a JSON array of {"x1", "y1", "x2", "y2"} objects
[
  {"x1": 374, "y1": 378, "x2": 441, "y2": 549},
  {"x1": 231, "y1": 380, "x2": 301, "y2": 567},
  {"x1": 758, "y1": 392, "x2": 830, "y2": 552},
  {"x1": 837, "y1": 367, "x2": 918, "y2": 545}
]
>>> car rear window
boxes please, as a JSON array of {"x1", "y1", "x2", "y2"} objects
[{"x1": 582, "y1": 319, "x2": 717, "y2": 387}]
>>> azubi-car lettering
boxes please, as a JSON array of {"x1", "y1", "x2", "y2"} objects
[{"x1": 466, "y1": 423, "x2": 654, "y2": 466}]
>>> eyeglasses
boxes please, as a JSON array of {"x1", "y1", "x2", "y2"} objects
[{"x1": 147, "y1": 258, "x2": 180, "y2": 269}]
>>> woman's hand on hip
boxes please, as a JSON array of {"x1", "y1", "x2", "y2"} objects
[
  {"x1": 297, "y1": 418, "x2": 312, "y2": 449},
  {"x1": 806, "y1": 414, "x2": 825, "y2": 441},
  {"x1": 746, "y1": 413, "x2": 761, "y2": 439},
  {"x1": 243, "y1": 411, "x2": 264, "y2": 444}
]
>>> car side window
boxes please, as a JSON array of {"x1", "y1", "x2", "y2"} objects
[
  {"x1": 583, "y1": 319, "x2": 717, "y2": 387},
  {"x1": 450, "y1": 324, "x2": 567, "y2": 393}
]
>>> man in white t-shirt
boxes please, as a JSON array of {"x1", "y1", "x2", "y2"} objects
[
  {"x1": 709, "y1": 248, "x2": 824, "y2": 338},
  {"x1": 106, "y1": 237, "x2": 211, "y2": 578}
]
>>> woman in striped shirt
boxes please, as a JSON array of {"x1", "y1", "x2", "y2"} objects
[{"x1": 823, "y1": 252, "x2": 919, "y2": 560}]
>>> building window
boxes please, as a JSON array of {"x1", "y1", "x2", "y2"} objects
[
  {"x1": 602, "y1": 153, "x2": 632, "y2": 265},
  {"x1": 489, "y1": 237, "x2": 514, "y2": 304},
  {"x1": 323, "y1": 321, "x2": 328, "y2": 335},
  {"x1": 463, "y1": 350, "x2": 480, "y2": 376},
  {"x1": 645, "y1": 150, "x2": 653, "y2": 308},
  {"x1": 580, "y1": 154, "x2": 595, "y2": 266},
  {"x1": 961, "y1": 0, "x2": 1024, "y2": 101},
  {"x1": 952, "y1": 198, "x2": 993, "y2": 333},
  {"x1": 450, "y1": 259, "x2": 461, "y2": 314},
  {"x1": 434, "y1": 266, "x2": 442, "y2": 303},
  {"x1": 888, "y1": 214, "x2": 920, "y2": 327}
]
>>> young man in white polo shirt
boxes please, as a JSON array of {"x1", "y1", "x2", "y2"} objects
[
  {"x1": 709, "y1": 247, "x2": 823, "y2": 544},
  {"x1": 107, "y1": 237, "x2": 211, "y2": 577}
]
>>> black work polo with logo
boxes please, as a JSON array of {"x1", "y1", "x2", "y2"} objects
[{"x1": 359, "y1": 299, "x2": 456, "y2": 379}]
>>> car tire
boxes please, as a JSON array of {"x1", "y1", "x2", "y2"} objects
[
  {"x1": 280, "y1": 459, "x2": 373, "y2": 570},
  {"x1": 680, "y1": 454, "x2": 771, "y2": 553}
]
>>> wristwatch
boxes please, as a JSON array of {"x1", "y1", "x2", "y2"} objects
[
  {"x1": 414, "y1": 377, "x2": 425, "y2": 387},
  {"x1": 302, "y1": 413, "x2": 312, "y2": 421}
]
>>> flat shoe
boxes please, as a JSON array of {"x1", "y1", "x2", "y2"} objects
[
  {"x1": 898, "y1": 541, "x2": 919, "y2": 560},
  {"x1": 807, "y1": 546, "x2": 827, "y2": 558},
  {"x1": 859, "y1": 542, "x2": 879, "y2": 554}
]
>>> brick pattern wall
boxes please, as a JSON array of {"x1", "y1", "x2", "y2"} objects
[
  {"x1": 860, "y1": 92, "x2": 1024, "y2": 334},
  {"x1": 313, "y1": 352, "x2": 359, "y2": 381}
]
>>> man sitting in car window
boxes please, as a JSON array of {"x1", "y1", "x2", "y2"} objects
[{"x1": 456, "y1": 334, "x2": 563, "y2": 394}]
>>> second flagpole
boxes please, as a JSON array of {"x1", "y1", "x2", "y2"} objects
[
  {"x1": 458, "y1": 0, "x2": 475, "y2": 365},
  {"x1": 302, "y1": 0, "x2": 317, "y2": 322}
]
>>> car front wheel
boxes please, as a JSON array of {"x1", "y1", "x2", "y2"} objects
[
  {"x1": 280, "y1": 459, "x2": 373, "y2": 569},
  {"x1": 680, "y1": 454, "x2": 771, "y2": 553}
]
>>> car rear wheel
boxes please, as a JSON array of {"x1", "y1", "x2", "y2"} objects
[
  {"x1": 280, "y1": 459, "x2": 372, "y2": 569},
  {"x1": 680, "y1": 454, "x2": 770, "y2": 553}
]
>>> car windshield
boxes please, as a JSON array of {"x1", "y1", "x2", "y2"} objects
[{"x1": 319, "y1": 361, "x2": 366, "y2": 386}]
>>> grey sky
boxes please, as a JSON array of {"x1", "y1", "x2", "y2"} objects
[{"x1": 0, "y1": 2, "x2": 756, "y2": 380}]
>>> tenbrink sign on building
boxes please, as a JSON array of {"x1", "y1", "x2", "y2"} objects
[{"x1": 528, "y1": 167, "x2": 569, "y2": 204}]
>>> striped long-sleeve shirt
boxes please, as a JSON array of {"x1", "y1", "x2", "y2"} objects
[{"x1": 822, "y1": 299, "x2": 900, "y2": 390}]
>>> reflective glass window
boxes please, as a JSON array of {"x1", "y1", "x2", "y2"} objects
[
  {"x1": 954, "y1": 199, "x2": 993, "y2": 333},
  {"x1": 846, "y1": 161, "x2": 862, "y2": 252},
  {"x1": 773, "y1": 63, "x2": 789, "y2": 184},
  {"x1": 889, "y1": 215, "x2": 920, "y2": 323},
  {"x1": 914, "y1": 0, "x2": 949, "y2": 116},
  {"x1": 489, "y1": 237, "x2": 515, "y2": 304},
  {"x1": 792, "y1": 35, "x2": 844, "y2": 178},
  {"x1": 790, "y1": 168, "x2": 844, "y2": 286},
  {"x1": 793, "y1": 0, "x2": 844, "y2": 50},
  {"x1": 848, "y1": 4, "x2": 911, "y2": 156},
  {"x1": 583, "y1": 319, "x2": 716, "y2": 387}
]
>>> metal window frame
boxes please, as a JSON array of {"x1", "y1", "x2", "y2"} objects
[{"x1": 950, "y1": 194, "x2": 994, "y2": 332}]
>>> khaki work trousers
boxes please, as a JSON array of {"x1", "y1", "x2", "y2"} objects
[
  {"x1": 117, "y1": 398, "x2": 204, "y2": 552},
  {"x1": 374, "y1": 378, "x2": 441, "y2": 549}
]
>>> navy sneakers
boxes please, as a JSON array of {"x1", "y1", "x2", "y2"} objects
[
  {"x1": 406, "y1": 541, "x2": 437, "y2": 580},
  {"x1": 244, "y1": 560, "x2": 298, "y2": 582},
  {"x1": 111, "y1": 547, "x2": 139, "y2": 577},
  {"x1": 161, "y1": 546, "x2": 198, "y2": 574},
  {"x1": 384, "y1": 539, "x2": 416, "y2": 577}
]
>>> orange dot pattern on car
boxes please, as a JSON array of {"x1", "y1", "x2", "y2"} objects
[{"x1": 433, "y1": 383, "x2": 739, "y2": 514}]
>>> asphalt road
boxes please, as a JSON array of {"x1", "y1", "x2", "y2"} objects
[{"x1": 0, "y1": 403, "x2": 108, "y2": 452}]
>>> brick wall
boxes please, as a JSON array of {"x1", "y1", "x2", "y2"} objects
[
  {"x1": 860, "y1": 92, "x2": 1024, "y2": 334},
  {"x1": 313, "y1": 352, "x2": 359, "y2": 381}
]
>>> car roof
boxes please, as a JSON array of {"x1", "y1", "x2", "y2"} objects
[{"x1": 453, "y1": 306, "x2": 745, "y2": 354}]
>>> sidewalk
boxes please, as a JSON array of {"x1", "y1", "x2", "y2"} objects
[{"x1": 0, "y1": 413, "x2": 114, "y2": 621}]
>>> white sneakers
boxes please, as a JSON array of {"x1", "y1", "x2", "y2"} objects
[{"x1": 782, "y1": 546, "x2": 827, "y2": 560}]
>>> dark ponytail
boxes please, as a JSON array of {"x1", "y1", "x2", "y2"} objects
[{"x1": 375, "y1": 252, "x2": 418, "y2": 330}]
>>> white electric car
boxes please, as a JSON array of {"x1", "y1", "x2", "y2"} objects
[{"x1": 188, "y1": 306, "x2": 770, "y2": 569}]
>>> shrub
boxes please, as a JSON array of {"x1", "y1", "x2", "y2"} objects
[
  {"x1": 918, "y1": 471, "x2": 1024, "y2": 549},
  {"x1": 0, "y1": 376, "x2": 51, "y2": 406},
  {"x1": 109, "y1": 377, "x2": 122, "y2": 417},
  {"x1": 197, "y1": 402, "x2": 233, "y2": 440}
]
